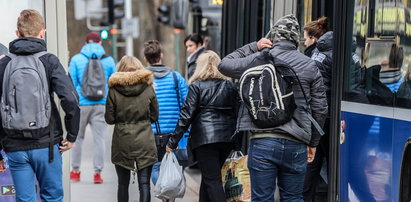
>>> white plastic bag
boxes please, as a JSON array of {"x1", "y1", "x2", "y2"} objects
[{"x1": 154, "y1": 152, "x2": 186, "y2": 200}]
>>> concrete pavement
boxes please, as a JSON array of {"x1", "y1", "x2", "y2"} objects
[{"x1": 70, "y1": 125, "x2": 200, "y2": 202}]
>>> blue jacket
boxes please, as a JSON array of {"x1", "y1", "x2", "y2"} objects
[
  {"x1": 146, "y1": 65, "x2": 189, "y2": 149},
  {"x1": 68, "y1": 43, "x2": 116, "y2": 106}
]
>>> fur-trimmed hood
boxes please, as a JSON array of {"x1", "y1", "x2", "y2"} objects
[{"x1": 108, "y1": 69, "x2": 154, "y2": 96}]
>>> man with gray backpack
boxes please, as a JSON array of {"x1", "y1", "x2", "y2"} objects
[
  {"x1": 0, "y1": 9, "x2": 80, "y2": 201},
  {"x1": 218, "y1": 15, "x2": 328, "y2": 201},
  {"x1": 68, "y1": 32, "x2": 116, "y2": 184}
]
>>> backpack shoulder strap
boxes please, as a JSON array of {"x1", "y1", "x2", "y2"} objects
[
  {"x1": 33, "y1": 51, "x2": 48, "y2": 59},
  {"x1": 6, "y1": 53, "x2": 16, "y2": 60},
  {"x1": 172, "y1": 71, "x2": 181, "y2": 110},
  {"x1": 278, "y1": 58, "x2": 325, "y2": 136}
]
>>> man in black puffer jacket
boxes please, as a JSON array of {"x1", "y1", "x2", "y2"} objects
[
  {"x1": 304, "y1": 31, "x2": 333, "y2": 202},
  {"x1": 219, "y1": 14, "x2": 328, "y2": 201}
]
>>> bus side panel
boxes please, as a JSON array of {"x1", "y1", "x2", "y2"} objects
[
  {"x1": 392, "y1": 119, "x2": 411, "y2": 202},
  {"x1": 341, "y1": 111, "x2": 393, "y2": 202}
]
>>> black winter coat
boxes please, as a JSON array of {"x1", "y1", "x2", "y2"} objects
[
  {"x1": 311, "y1": 31, "x2": 333, "y2": 107},
  {"x1": 0, "y1": 38, "x2": 80, "y2": 157},
  {"x1": 186, "y1": 46, "x2": 205, "y2": 79},
  {"x1": 167, "y1": 79, "x2": 238, "y2": 150}
]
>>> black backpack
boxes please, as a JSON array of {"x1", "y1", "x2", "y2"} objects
[
  {"x1": 81, "y1": 54, "x2": 106, "y2": 101},
  {"x1": 239, "y1": 48, "x2": 324, "y2": 135},
  {"x1": 239, "y1": 49, "x2": 296, "y2": 128}
]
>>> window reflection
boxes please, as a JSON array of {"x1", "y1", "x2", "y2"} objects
[{"x1": 344, "y1": 0, "x2": 411, "y2": 109}]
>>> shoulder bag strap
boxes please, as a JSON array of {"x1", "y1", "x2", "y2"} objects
[{"x1": 172, "y1": 72, "x2": 181, "y2": 110}]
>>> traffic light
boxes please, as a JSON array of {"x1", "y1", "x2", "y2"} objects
[
  {"x1": 172, "y1": 0, "x2": 189, "y2": 29},
  {"x1": 157, "y1": 5, "x2": 171, "y2": 25},
  {"x1": 108, "y1": 0, "x2": 125, "y2": 25},
  {"x1": 100, "y1": 30, "x2": 109, "y2": 40}
]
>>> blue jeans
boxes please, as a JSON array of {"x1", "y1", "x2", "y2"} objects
[
  {"x1": 248, "y1": 138, "x2": 307, "y2": 202},
  {"x1": 151, "y1": 162, "x2": 161, "y2": 185},
  {"x1": 7, "y1": 144, "x2": 63, "y2": 202}
]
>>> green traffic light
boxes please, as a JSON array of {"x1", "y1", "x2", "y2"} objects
[{"x1": 100, "y1": 30, "x2": 109, "y2": 40}]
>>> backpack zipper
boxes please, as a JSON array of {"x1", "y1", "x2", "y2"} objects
[{"x1": 13, "y1": 86, "x2": 17, "y2": 113}]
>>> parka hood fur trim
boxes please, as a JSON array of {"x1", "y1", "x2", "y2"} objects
[{"x1": 108, "y1": 69, "x2": 154, "y2": 88}]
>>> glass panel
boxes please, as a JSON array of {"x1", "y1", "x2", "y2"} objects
[
  {"x1": 396, "y1": 0, "x2": 411, "y2": 108},
  {"x1": 0, "y1": 1, "x2": 44, "y2": 52},
  {"x1": 344, "y1": 0, "x2": 411, "y2": 108},
  {"x1": 343, "y1": 0, "x2": 370, "y2": 104}
]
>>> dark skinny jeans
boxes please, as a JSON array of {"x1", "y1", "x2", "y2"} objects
[{"x1": 115, "y1": 165, "x2": 153, "y2": 202}]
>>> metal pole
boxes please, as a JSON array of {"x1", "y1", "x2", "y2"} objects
[
  {"x1": 174, "y1": 29, "x2": 181, "y2": 72},
  {"x1": 111, "y1": 24, "x2": 118, "y2": 62},
  {"x1": 125, "y1": 0, "x2": 133, "y2": 56}
]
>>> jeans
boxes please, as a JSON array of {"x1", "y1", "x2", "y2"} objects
[
  {"x1": 151, "y1": 162, "x2": 161, "y2": 185},
  {"x1": 115, "y1": 165, "x2": 152, "y2": 202},
  {"x1": 248, "y1": 138, "x2": 307, "y2": 202},
  {"x1": 7, "y1": 144, "x2": 63, "y2": 202}
]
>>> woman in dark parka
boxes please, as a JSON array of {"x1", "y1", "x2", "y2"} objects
[{"x1": 105, "y1": 56, "x2": 159, "y2": 202}]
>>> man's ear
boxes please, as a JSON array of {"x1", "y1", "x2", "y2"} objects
[
  {"x1": 40, "y1": 29, "x2": 46, "y2": 39},
  {"x1": 160, "y1": 53, "x2": 164, "y2": 60},
  {"x1": 16, "y1": 30, "x2": 22, "y2": 38},
  {"x1": 143, "y1": 56, "x2": 148, "y2": 63}
]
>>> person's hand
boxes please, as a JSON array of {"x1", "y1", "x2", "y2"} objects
[
  {"x1": 59, "y1": 139, "x2": 75, "y2": 153},
  {"x1": 0, "y1": 55, "x2": 5, "y2": 60},
  {"x1": 307, "y1": 146, "x2": 316, "y2": 163},
  {"x1": 257, "y1": 38, "x2": 273, "y2": 50},
  {"x1": 166, "y1": 146, "x2": 173, "y2": 153},
  {"x1": 0, "y1": 160, "x2": 6, "y2": 173}
]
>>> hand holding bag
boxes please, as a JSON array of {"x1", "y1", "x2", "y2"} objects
[
  {"x1": 154, "y1": 152, "x2": 186, "y2": 200},
  {"x1": 221, "y1": 151, "x2": 251, "y2": 202}
]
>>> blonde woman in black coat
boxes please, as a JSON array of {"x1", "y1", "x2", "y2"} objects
[{"x1": 166, "y1": 51, "x2": 238, "y2": 202}]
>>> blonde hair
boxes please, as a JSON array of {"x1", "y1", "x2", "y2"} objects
[
  {"x1": 188, "y1": 51, "x2": 229, "y2": 84},
  {"x1": 117, "y1": 56, "x2": 145, "y2": 72},
  {"x1": 17, "y1": 9, "x2": 45, "y2": 37}
]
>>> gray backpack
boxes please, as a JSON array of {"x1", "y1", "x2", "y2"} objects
[
  {"x1": 1, "y1": 51, "x2": 51, "y2": 134},
  {"x1": 81, "y1": 54, "x2": 106, "y2": 101}
]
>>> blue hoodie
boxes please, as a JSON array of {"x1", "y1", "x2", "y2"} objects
[{"x1": 69, "y1": 43, "x2": 116, "y2": 105}]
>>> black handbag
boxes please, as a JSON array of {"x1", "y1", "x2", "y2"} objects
[{"x1": 154, "y1": 121, "x2": 171, "y2": 161}]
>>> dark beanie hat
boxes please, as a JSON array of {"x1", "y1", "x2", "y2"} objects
[
  {"x1": 86, "y1": 32, "x2": 101, "y2": 43},
  {"x1": 265, "y1": 14, "x2": 300, "y2": 47}
]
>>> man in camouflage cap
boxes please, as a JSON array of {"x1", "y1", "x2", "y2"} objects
[
  {"x1": 266, "y1": 14, "x2": 300, "y2": 47},
  {"x1": 218, "y1": 13, "x2": 327, "y2": 201}
]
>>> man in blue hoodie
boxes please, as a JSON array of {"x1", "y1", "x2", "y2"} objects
[{"x1": 68, "y1": 32, "x2": 116, "y2": 184}]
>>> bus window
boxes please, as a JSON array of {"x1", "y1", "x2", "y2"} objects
[{"x1": 363, "y1": 39, "x2": 403, "y2": 106}]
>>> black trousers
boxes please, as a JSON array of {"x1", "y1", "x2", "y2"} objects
[
  {"x1": 195, "y1": 142, "x2": 232, "y2": 202},
  {"x1": 115, "y1": 165, "x2": 152, "y2": 202},
  {"x1": 303, "y1": 118, "x2": 330, "y2": 202}
]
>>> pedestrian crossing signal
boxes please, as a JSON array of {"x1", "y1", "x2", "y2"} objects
[{"x1": 100, "y1": 30, "x2": 109, "y2": 40}]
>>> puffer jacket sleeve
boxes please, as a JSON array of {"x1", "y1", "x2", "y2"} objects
[
  {"x1": 105, "y1": 89, "x2": 116, "y2": 125},
  {"x1": 49, "y1": 55, "x2": 80, "y2": 143},
  {"x1": 149, "y1": 87, "x2": 159, "y2": 123},
  {"x1": 167, "y1": 83, "x2": 200, "y2": 149},
  {"x1": 308, "y1": 67, "x2": 328, "y2": 147},
  {"x1": 218, "y1": 42, "x2": 260, "y2": 79}
]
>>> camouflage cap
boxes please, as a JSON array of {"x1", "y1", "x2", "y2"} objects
[{"x1": 265, "y1": 14, "x2": 300, "y2": 47}]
